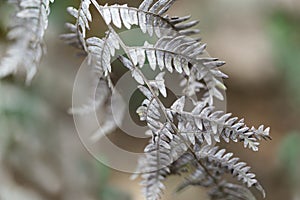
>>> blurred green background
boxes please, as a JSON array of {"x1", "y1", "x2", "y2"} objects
[{"x1": 0, "y1": 0, "x2": 300, "y2": 199}]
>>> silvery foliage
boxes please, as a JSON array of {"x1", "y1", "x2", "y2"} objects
[
  {"x1": 0, "y1": 0, "x2": 271, "y2": 199},
  {"x1": 62, "y1": 0, "x2": 271, "y2": 199},
  {"x1": 0, "y1": 0, "x2": 54, "y2": 84},
  {"x1": 60, "y1": 1, "x2": 271, "y2": 199}
]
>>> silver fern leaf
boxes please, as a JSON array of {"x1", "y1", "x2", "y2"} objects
[
  {"x1": 91, "y1": 0, "x2": 199, "y2": 38},
  {"x1": 141, "y1": 128, "x2": 173, "y2": 200},
  {"x1": 120, "y1": 46, "x2": 269, "y2": 199},
  {"x1": 85, "y1": 31, "x2": 120, "y2": 76},
  {"x1": 168, "y1": 98, "x2": 271, "y2": 151},
  {"x1": 128, "y1": 35, "x2": 227, "y2": 105},
  {"x1": 62, "y1": 1, "x2": 271, "y2": 199},
  {"x1": 60, "y1": 0, "x2": 92, "y2": 51},
  {"x1": 197, "y1": 145, "x2": 265, "y2": 196},
  {"x1": 176, "y1": 145, "x2": 265, "y2": 199},
  {"x1": 0, "y1": 0, "x2": 272, "y2": 199},
  {"x1": 0, "y1": 0, "x2": 54, "y2": 83}
]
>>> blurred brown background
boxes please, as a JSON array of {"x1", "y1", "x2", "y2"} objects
[{"x1": 0, "y1": 0, "x2": 300, "y2": 199}]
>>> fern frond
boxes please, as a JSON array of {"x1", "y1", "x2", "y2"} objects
[
  {"x1": 120, "y1": 55, "x2": 190, "y2": 200},
  {"x1": 168, "y1": 97, "x2": 271, "y2": 151},
  {"x1": 141, "y1": 128, "x2": 172, "y2": 200},
  {"x1": 60, "y1": 1, "x2": 271, "y2": 199},
  {"x1": 85, "y1": 31, "x2": 120, "y2": 76},
  {"x1": 176, "y1": 145, "x2": 265, "y2": 199},
  {"x1": 140, "y1": 127, "x2": 189, "y2": 200},
  {"x1": 62, "y1": 2, "x2": 120, "y2": 115},
  {"x1": 62, "y1": 1, "x2": 122, "y2": 122},
  {"x1": 128, "y1": 35, "x2": 227, "y2": 104},
  {"x1": 120, "y1": 51, "x2": 268, "y2": 198},
  {"x1": 197, "y1": 145, "x2": 264, "y2": 193},
  {"x1": 91, "y1": 0, "x2": 199, "y2": 38},
  {"x1": 0, "y1": 0, "x2": 54, "y2": 83},
  {"x1": 60, "y1": 0, "x2": 92, "y2": 51}
]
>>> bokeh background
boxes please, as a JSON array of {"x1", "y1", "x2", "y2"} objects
[{"x1": 0, "y1": 0, "x2": 300, "y2": 199}]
